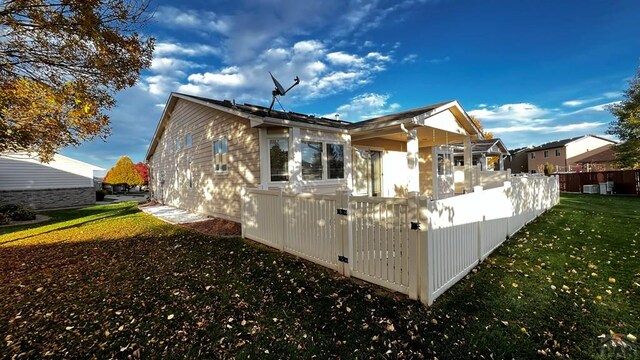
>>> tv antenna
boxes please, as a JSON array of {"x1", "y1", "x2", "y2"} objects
[{"x1": 268, "y1": 72, "x2": 300, "y2": 116}]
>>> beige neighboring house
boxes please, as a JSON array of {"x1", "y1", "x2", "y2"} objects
[
  {"x1": 0, "y1": 152, "x2": 104, "y2": 209},
  {"x1": 526, "y1": 135, "x2": 617, "y2": 173},
  {"x1": 145, "y1": 93, "x2": 484, "y2": 223}
]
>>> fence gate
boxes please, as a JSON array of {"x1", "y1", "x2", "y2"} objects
[{"x1": 346, "y1": 195, "x2": 414, "y2": 295}]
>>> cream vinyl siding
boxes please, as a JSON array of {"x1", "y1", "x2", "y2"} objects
[
  {"x1": 148, "y1": 99, "x2": 260, "y2": 222},
  {"x1": 0, "y1": 153, "x2": 98, "y2": 191}
]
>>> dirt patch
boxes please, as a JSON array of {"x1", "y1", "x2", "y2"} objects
[{"x1": 181, "y1": 218, "x2": 241, "y2": 237}]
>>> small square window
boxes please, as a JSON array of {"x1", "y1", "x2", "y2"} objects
[
  {"x1": 555, "y1": 149, "x2": 561, "y2": 156},
  {"x1": 543, "y1": 150, "x2": 549, "y2": 158},
  {"x1": 530, "y1": 152, "x2": 536, "y2": 160}
]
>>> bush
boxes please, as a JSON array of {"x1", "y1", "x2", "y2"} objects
[
  {"x1": 543, "y1": 162, "x2": 555, "y2": 176},
  {"x1": 0, "y1": 212, "x2": 10, "y2": 225},
  {"x1": 11, "y1": 207, "x2": 36, "y2": 221},
  {"x1": 96, "y1": 189, "x2": 107, "y2": 201},
  {"x1": 0, "y1": 204, "x2": 36, "y2": 221}
]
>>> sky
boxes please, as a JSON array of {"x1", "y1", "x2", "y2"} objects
[{"x1": 62, "y1": 0, "x2": 640, "y2": 171}]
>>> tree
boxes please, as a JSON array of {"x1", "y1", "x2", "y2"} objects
[
  {"x1": 0, "y1": 0, "x2": 154, "y2": 161},
  {"x1": 469, "y1": 115, "x2": 494, "y2": 140},
  {"x1": 134, "y1": 162, "x2": 149, "y2": 185},
  {"x1": 104, "y1": 156, "x2": 144, "y2": 187},
  {"x1": 608, "y1": 67, "x2": 640, "y2": 168}
]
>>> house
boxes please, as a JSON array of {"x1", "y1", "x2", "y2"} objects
[
  {"x1": 504, "y1": 147, "x2": 529, "y2": 174},
  {"x1": 0, "y1": 152, "x2": 104, "y2": 209},
  {"x1": 526, "y1": 135, "x2": 617, "y2": 173},
  {"x1": 572, "y1": 146, "x2": 618, "y2": 172},
  {"x1": 452, "y1": 138, "x2": 510, "y2": 170},
  {"x1": 145, "y1": 93, "x2": 484, "y2": 223}
]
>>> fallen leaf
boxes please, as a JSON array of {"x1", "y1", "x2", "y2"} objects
[{"x1": 167, "y1": 314, "x2": 174, "y2": 320}]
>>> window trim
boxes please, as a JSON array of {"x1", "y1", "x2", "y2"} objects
[
  {"x1": 555, "y1": 148, "x2": 561, "y2": 156},
  {"x1": 212, "y1": 136, "x2": 229, "y2": 175},
  {"x1": 530, "y1": 152, "x2": 536, "y2": 160},
  {"x1": 267, "y1": 135, "x2": 290, "y2": 183},
  {"x1": 300, "y1": 140, "x2": 346, "y2": 182},
  {"x1": 185, "y1": 133, "x2": 192, "y2": 149},
  {"x1": 543, "y1": 150, "x2": 549, "y2": 158}
]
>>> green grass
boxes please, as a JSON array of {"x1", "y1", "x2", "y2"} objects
[{"x1": 1, "y1": 196, "x2": 639, "y2": 359}]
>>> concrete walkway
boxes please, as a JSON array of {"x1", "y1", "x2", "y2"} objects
[{"x1": 139, "y1": 205, "x2": 209, "y2": 224}]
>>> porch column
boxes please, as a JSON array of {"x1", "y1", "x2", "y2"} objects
[
  {"x1": 289, "y1": 127, "x2": 302, "y2": 193},
  {"x1": 406, "y1": 128, "x2": 420, "y2": 193},
  {"x1": 463, "y1": 136, "x2": 473, "y2": 193}
]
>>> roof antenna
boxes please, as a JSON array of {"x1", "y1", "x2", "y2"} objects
[{"x1": 268, "y1": 72, "x2": 300, "y2": 116}]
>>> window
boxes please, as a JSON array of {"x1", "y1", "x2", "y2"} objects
[
  {"x1": 530, "y1": 152, "x2": 536, "y2": 160},
  {"x1": 175, "y1": 138, "x2": 182, "y2": 152},
  {"x1": 299, "y1": 141, "x2": 345, "y2": 181},
  {"x1": 269, "y1": 138, "x2": 289, "y2": 181},
  {"x1": 213, "y1": 137, "x2": 228, "y2": 173},
  {"x1": 555, "y1": 149, "x2": 561, "y2": 156},
  {"x1": 326, "y1": 144, "x2": 344, "y2": 179},
  {"x1": 544, "y1": 150, "x2": 549, "y2": 158},
  {"x1": 301, "y1": 141, "x2": 323, "y2": 180},
  {"x1": 185, "y1": 134, "x2": 192, "y2": 148}
]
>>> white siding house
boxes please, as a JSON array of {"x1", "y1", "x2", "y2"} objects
[{"x1": 0, "y1": 152, "x2": 104, "y2": 209}]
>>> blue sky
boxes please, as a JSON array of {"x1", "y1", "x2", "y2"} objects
[{"x1": 63, "y1": 0, "x2": 640, "y2": 170}]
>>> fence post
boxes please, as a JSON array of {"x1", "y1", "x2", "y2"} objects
[
  {"x1": 335, "y1": 190, "x2": 351, "y2": 278},
  {"x1": 419, "y1": 198, "x2": 432, "y2": 305},
  {"x1": 478, "y1": 215, "x2": 485, "y2": 262},
  {"x1": 408, "y1": 192, "x2": 420, "y2": 300},
  {"x1": 240, "y1": 186, "x2": 246, "y2": 238},
  {"x1": 278, "y1": 188, "x2": 285, "y2": 251}
]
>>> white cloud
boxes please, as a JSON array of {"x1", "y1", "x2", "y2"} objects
[
  {"x1": 187, "y1": 71, "x2": 245, "y2": 87},
  {"x1": 155, "y1": 6, "x2": 229, "y2": 34},
  {"x1": 150, "y1": 57, "x2": 202, "y2": 74},
  {"x1": 327, "y1": 52, "x2": 364, "y2": 66},
  {"x1": 293, "y1": 40, "x2": 325, "y2": 54},
  {"x1": 562, "y1": 100, "x2": 584, "y2": 107},
  {"x1": 427, "y1": 56, "x2": 450, "y2": 64},
  {"x1": 563, "y1": 101, "x2": 621, "y2": 115},
  {"x1": 154, "y1": 42, "x2": 221, "y2": 57},
  {"x1": 487, "y1": 122, "x2": 606, "y2": 134},
  {"x1": 469, "y1": 103, "x2": 550, "y2": 122},
  {"x1": 603, "y1": 91, "x2": 622, "y2": 99},
  {"x1": 401, "y1": 54, "x2": 418, "y2": 64},
  {"x1": 323, "y1": 93, "x2": 401, "y2": 121}
]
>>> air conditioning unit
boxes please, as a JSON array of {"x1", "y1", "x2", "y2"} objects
[{"x1": 582, "y1": 184, "x2": 599, "y2": 194}]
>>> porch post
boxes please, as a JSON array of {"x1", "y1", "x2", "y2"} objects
[
  {"x1": 463, "y1": 136, "x2": 473, "y2": 193},
  {"x1": 289, "y1": 127, "x2": 302, "y2": 193},
  {"x1": 406, "y1": 128, "x2": 420, "y2": 193}
]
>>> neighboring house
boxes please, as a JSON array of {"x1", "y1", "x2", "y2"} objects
[
  {"x1": 573, "y1": 146, "x2": 618, "y2": 172},
  {"x1": 526, "y1": 135, "x2": 617, "y2": 173},
  {"x1": 504, "y1": 147, "x2": 529, "y2": 174},
  {"x1": 145, "y1": 93, "x2": 483, "y2": 223},
  {"x1": 0, "y1": 152, "x2": 104, "y2": 209},
  {"x1": 452, "y1": 138, "x2": 510, "y2": 170}
]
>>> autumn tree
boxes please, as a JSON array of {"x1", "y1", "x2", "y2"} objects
[
  {"x1": 469, "y1": 115, "x2": 494, "y2": 140},
  {"x1": 134, "y1": 162, "x2": 149, "y2": 185},
  {"x1": 608, "y1": 66, "x2": 640, "y2": 168},
  {"x1": 0, "y1": 0, "x2": 154, "y2": 161},
  {"x1": 104, "y1": 156, "x2": 144, "y2": 187}
]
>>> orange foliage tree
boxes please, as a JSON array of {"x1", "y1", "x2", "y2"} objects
[
  {"x1": 104, "y1": 156, "x2": 144, "y2": 187},
  {"x1": 0, "y1": 0, "x2": 154, "y2": 161}
]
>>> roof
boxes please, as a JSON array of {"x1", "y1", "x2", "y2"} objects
[
  {"x1": 527, "y1": 135, "x2": 617, "y2": 152},
  {"x1": 574, "y1": 147, "x2": 617, "y2": 163},
  {"x1": 145, "y1": 93, "x2": 481, "y2": 160},
  {"x1": 527, "y1": 136, "x2": 583, "y2": 152},
  {"x1": 345, "y1": 100, "x2": 453, "y2": 129},
  {"x1": 179, "y1": 94, "x2": 352, "y2": 129},
  {"x1": 509, "y1": 147, "x2": 529, "y2": 155},
  {"x1": 452, "y1": 138, "x2": 509, "y2": 156}
]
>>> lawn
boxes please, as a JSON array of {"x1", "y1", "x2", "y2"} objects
[{"x1": 1, "y1": 195, "x2": 638, "y2": 358}]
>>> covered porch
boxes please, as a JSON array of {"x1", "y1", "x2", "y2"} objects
[{"x1": 348, "y1": 101, "x2": 483, "y2": 199}]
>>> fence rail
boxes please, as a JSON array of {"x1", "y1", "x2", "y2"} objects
[{"x1": 241, "y1": 175, "x2": 560, "y2": 305}]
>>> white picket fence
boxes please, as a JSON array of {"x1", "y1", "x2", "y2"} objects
[{"x1": 241, "y1": 175, "x2": 560, "y2": 305}]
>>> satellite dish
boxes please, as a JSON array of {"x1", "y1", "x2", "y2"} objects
[{"x1": 268, "y1": 72, "x2": 300, "y2": 116}]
